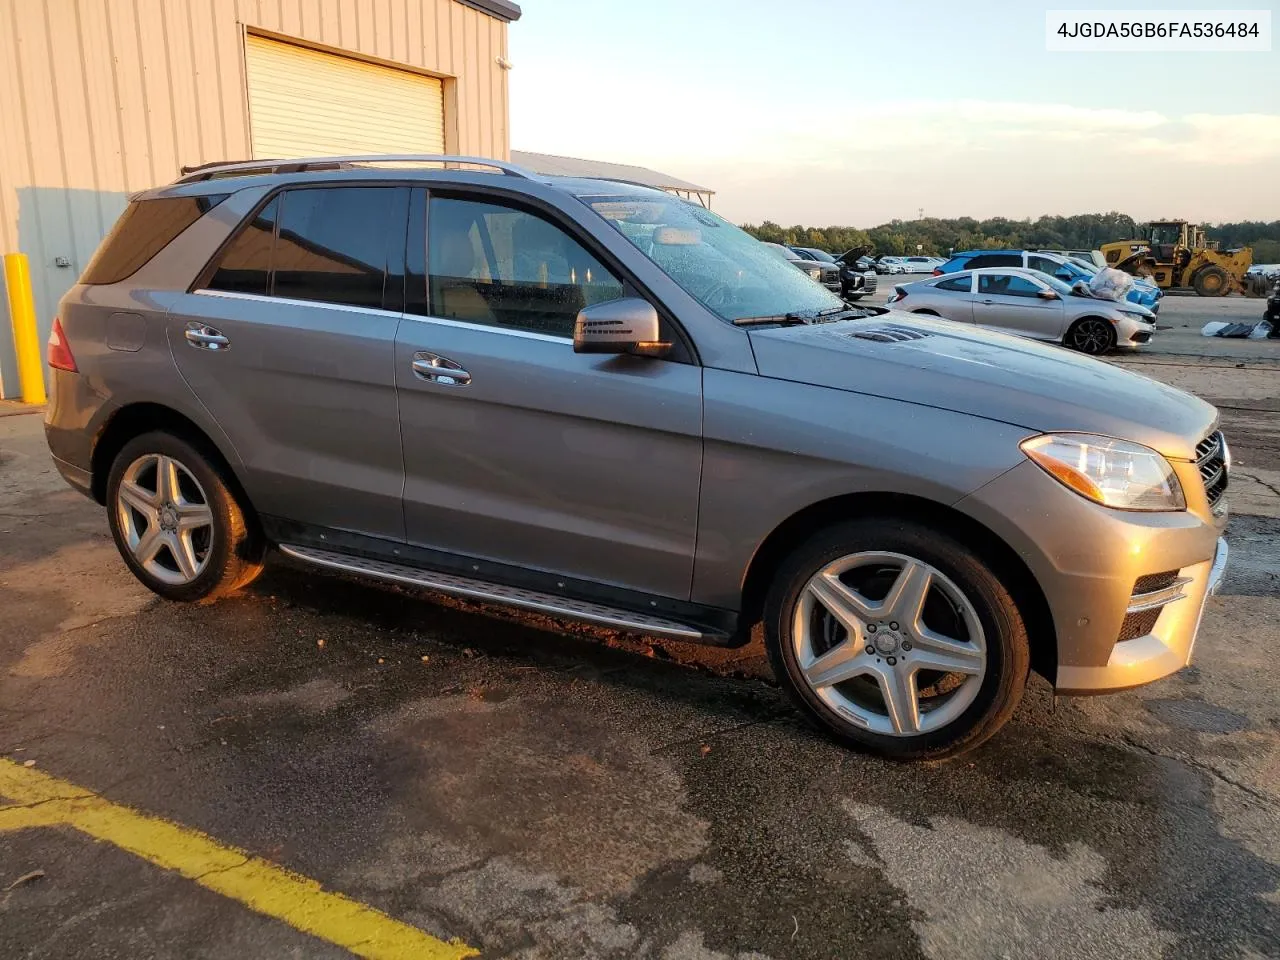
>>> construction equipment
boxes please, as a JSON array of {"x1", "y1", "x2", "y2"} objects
[{"x1": 1100, "y1": 220, "x2": 1253, "y2": 297}]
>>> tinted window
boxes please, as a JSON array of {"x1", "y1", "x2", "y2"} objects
[
  {"x1": 273, "y1": 187, "x2": 397, "y2": 308},
  {"x1": 82, "y1": 194, "x2": 227, "y2": 284},
  {"x1": 979, "y1": 274, "x2": 1043, "y2": 298},
  {"x1": 1027, "y1": 255, "x2": 1062, "y2": 274},
  {"x1": 966, "y1": 253, "x2": 1020, "y2": 269},
  {"x1": 936, "y1": 275, "x2": 972, "y2": 292},
  {"x1": 209, "y1": 195, "x2": 279, "y2": 295},
  {"x1": 429, "y1": 197, "x2": 624, "y2": 337}
]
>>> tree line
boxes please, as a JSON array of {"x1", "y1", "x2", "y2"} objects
[{"x1": 741, "y1": 215, "x2": 1280, "y2": 263}]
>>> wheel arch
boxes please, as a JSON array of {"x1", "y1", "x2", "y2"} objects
[
  {"x1": 738, "y1": 491, "x2": 1058, "y2": 682},
  {"x1": 90, "y1": 403, "x2": 260, "y2": 539}
]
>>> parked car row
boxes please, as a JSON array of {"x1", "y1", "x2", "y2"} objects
[
  {"x1": 937, "y1": 250, "x2": 1163, "y2": 313},
  {"x1": 786, "y1": 245, "x2": 878, "y2": 301},
  {"x1": 886, "y1": 267, "x2": 1157, "y2": 354}
]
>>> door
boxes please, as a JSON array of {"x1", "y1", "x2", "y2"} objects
[
  {"x1": 170, "y1": 185, "x2": 410, "y2": 539},
  {"x1": 971, "y1": 272, "x2": 1065, "y2": 340},
  {"x1": 244, "y1": 35, "x2": 444, "y2": 158},
  {"x1": 928, "y1": 273, "x2": 977, "y2": 321},
  {"x1": 396, "y1": 191, "x2": 703, "y2": 599}
]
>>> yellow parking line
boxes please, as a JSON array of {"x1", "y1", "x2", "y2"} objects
[{"x1": 0, "y1": 760, "x2": 477, "y2": 960}]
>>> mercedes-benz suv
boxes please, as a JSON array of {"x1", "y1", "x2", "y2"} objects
[{"x1": 44, "y1": 155, "x2": 1229, "y2": 760}]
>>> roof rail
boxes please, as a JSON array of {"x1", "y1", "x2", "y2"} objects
[{"x1": 176, "y1": 154, "x2": 534, "y2": 183}]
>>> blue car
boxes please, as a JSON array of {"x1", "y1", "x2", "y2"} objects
[{"x1": 937, "y1": 250, "x2": 1162, "y2": 313}]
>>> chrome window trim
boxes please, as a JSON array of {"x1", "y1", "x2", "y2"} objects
[
  {"x1": 192, "y1": 288, "x2": 404, "y2": 319},
  {"x1": 400, "y1": 312, "x2": 569, "y2": 344}
]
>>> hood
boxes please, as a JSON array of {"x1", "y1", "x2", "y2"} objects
[{"x1": 748, "y1": 312, "x2": 1216, "y2": 460}]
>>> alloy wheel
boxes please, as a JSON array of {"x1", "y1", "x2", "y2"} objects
[
  {"x1": 791, "y1": 552, "x2": 986, "y2": 736},
  {"x1": 1071, "y1": 319, "x2": 1113, "y2": 354},
  {"x1": 115, "y1": 454, "x2": 214, "y2": 585}
]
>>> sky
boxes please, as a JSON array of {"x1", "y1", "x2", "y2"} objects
[{"x1": 509, "y1": 0, "x2": 1280, "y2": 227}]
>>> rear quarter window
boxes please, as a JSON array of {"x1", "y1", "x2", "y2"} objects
[{"x1": 81, "y1": 195, "x2": 228, "y2": 284}]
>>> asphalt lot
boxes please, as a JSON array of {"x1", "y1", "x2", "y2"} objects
[{"x1": 2, "y1": 292, "x2": 1279, "y2": 959}]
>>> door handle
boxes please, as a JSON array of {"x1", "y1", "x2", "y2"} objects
[
  {"x1": 412, "y1": 351, "x2": 471, "y2": 386},
  {"x1": 981, "y1": 299, "x2": 994, "y2": 304},
  {"x1": 184, "y1": 323, "x2": 230, "y2": 350}
]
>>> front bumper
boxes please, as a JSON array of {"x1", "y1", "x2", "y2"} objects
[
  {"x1": 1056, "y1": 536, "x2": 1227, "y2": 694},
  {"x1": 958, "y1": 458, "x2": 1226, "y2": 695}
]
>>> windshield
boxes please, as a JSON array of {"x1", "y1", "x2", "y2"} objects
[
  {"x1": 589, "y1": 195, "x2": 844, "y2": 322},
  {"x1": 805, "y1": 248, "x2": 837, "y2": 263}
]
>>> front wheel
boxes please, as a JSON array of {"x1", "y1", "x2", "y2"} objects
[
  {"x1": 1065, "y1": 317, "x2": 1116, "y2": 355},
  {"x1": 763, "y1": 519, "x2": 1029, "y2": 761},
  {"x1": 107, "y1": 431, "x2": 264, "y2": 602}
]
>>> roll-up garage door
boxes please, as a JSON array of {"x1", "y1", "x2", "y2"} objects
[{"x1": 244, "y1": 35, "x2": 445, "y2": 159}]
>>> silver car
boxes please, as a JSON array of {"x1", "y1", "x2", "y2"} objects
[
  {"x1": 45, "y1": 154, "x2": 1227, "y2": 761},
  {"x1": 887, "y1": 267, "x2": 1157, "y2": 354}
]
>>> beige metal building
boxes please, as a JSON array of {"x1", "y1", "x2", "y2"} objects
[{"x1": 0, "y1": 0, "x2": 520, "y2": 398}]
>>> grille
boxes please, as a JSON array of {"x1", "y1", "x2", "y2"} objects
[
  {"x1": 851, "y1": 325, "x2": 931, "y2": 343},
  {"x1": 1195, "y1": 430, "x2": 1228, "y2": 508},
  {"x1": 1133, "y1": 570, "x2": 1179, "y2": 594},
  {"x1": 1117, "y1": 608, "x2": 1161, "y2": 642}
]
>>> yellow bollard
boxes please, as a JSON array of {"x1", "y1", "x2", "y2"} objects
[{"x1": 4, "y1": 252, "x2": 47, "y2": 405}]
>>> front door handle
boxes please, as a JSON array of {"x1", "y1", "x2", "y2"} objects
[
  {"x1": 981, "y1": 298, "x2": 994, "y2": 304},
  {"x1": 412, "y1": 351, "x2": 471, "y2": 386},
  {"x1": 184, "y1": 322, "x2": 230, "y2": 350}
]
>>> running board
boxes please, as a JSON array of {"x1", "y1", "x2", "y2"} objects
[{"x1": 277, "y1": 544, "x2": 706, "y2": 640}]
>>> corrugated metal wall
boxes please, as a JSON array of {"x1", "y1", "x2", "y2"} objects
[{"x1": 0, "y1": 0, "x2": 511, "y2": 397}]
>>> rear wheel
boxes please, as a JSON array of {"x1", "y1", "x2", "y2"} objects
[
  {"x1": 1193, "y1": 265, "x2": 1229, "y2": 297},
  {"x1": 1066, "y1": 317, "x2": 1116, "y2": 355},
  {"x1": 107, "y1": 432, "x2": 264, "y2": 602},
  {"x1": 911, "y1": 309, "x2": 940, "y2": 316},
  {"x1": 763, "y1": 519, "x2": 1029, "y2": 761}
]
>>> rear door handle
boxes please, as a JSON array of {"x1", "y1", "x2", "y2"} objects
[
  {"x1": 412, "y1": 351, "x2": 471, "y2": 386},
  {"x1": 184, "y1": 322, "x2": 230, "y2": 350}
]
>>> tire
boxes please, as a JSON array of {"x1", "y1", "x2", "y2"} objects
[
  {"x1": 763, "y1": 518, "x2": 1029, "y2": 761},
  {"x1": 106, "y1": 431, "x2": 264, "y2": 602},
  {"x1": 1193, "y1": 265, "x2": 1229, "y2": 297},
  {"x1": 1065, "y1": 317, "x2": 1116, "y2": 355},
  {"x1": 911, "y1": 309, "x2": 940, "y2": 316}
]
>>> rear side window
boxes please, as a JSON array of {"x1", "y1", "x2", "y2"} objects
[
  {"x1": 966, "y1": 253, "x2": 1021, "y2": 269},
  {"x1": 273, "y1": 187, "x2": 398, "y2": 309},
  {"x1": 205, "y1": 186, "x2": 406, "y2": 309},
  {"x1": 936, "y1": 275, "x2": 972, "y2": 292},
  {"x1": 81, "y1": 195, "x2": 227, "y2": 284},
  {"x1": 209, "y1": 195, "x2": 279, "y2": 295}
]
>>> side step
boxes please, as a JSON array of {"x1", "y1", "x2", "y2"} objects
[{"x1": 277, "y1": 544, "x2": 706, "y2": 641}]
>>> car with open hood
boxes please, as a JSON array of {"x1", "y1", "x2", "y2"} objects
[{"x1": 46, "y1": 155, "x2": 1228, "y2": 761}]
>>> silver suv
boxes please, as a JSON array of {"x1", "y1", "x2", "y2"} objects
[{"x1": 44, "y1": 155, "x2": 1229, "y2": 760}]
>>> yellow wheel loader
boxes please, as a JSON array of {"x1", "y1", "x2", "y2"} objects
[{"x1": 1100, "y1": 220, "x2": 1253, "y2": 297}]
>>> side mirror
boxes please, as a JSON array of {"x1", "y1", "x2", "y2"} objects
[
  {"x1": 573, "y1": 297, "x2": 672, "y2": 358},
  {"x1": 1038, "y1": 289, "x2": 1060, "y2": 300}
]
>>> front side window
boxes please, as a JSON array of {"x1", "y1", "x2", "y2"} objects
[
  {"x1": 591, "y1": 194, "x2": 844, "y2": 322},
  {"x1": 428, "y1": 196, "x2": 625, "y2": 337},
  {"x1": 1026, "y1": 255, "x2": 1061, "y2": 275},
  {"x1": 979, "y1": 274, "x2": 1044, "y2": 298}
]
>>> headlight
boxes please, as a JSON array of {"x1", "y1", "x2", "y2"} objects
[
  {"x1": 1021, "y1": 433, "x2": 1185, "y2": 511},
  {"x1": 1118, "y1": 309, "x2": 1153, "y2": 321}
]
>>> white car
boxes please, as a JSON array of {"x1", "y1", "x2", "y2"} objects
[{"x1": 886, "y1": 267, "x2": 1158, "y2": 354}]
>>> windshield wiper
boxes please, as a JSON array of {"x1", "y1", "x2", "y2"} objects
[{"x1": 732, "y1": 312, "x2": 813, "y2": 327}]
